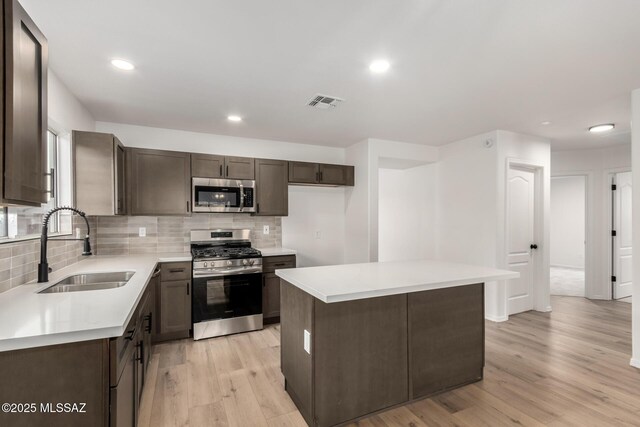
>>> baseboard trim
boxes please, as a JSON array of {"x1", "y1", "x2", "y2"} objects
[
  {"x1": 485, "y1": 314, "x2": 508, "y2": 322},
  {"x1": 550, "y1": 264, "x2": 585, "y2": 270},
  {"x1": 631, "y1": 358, "x2": 640, "y2": 369}
]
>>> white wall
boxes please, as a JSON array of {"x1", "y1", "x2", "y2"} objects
[
  {"x1": 551, "y1": 176, "x2": 586, "y2": 268},
  {"x1": 95, "y1": 121, "x2": 348, "y2": 268},
  {"x1": 344, "y1": 138, "x2": 438, "y2": 263},
  {"x1": 378, "y1": 164, "x2": 437, "y2": 262},
  {"x1": 282, "y1": 187, "x2": 345, "y2": 268},
  {"x1": 631, "y1": 89, "x2": 640, "y2": 369},
  {"x1": 48, "y1": 71, "x2": 95, "y2": 133},
  {"x1": 435, "y1": 130, "x2": 551, "y2": 321},
  {"x1": 551, "y1": 144, "x2": 631, "y2": 299}
]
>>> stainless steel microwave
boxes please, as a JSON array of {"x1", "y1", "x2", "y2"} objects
[{"x1": 192, "y1": 178, "x2": 256, "y2": 213}]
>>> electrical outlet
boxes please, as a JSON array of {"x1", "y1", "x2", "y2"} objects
[
  {"x1": 263, "y1": 225, "x2": 270, "y2": 235},
  {"x1": 139, "y1": 227, "x2": 146, "y2": 237},
  {"x1": 303, "y1": 330, "x2": 311, "y2": 354}
]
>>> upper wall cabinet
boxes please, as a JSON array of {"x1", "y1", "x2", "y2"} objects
[
  {"x1": 73, "y1": 131, "x2": 127, "y2": 215},
  {"x1": 289, "y1": 162, "x2": 354, "y2": 186},
  {"x1": 191, "y1": 154, "x2": 255, "y2": 180},
  {"x1": 127, "y1": 148, "x2": 191, "y2": 216},
  {"x1": 1, "y1": 0, "x2": 48, "y2": 206},
  {"x1": 255, "y1": 159, "x2": 288, "y2": 216}
]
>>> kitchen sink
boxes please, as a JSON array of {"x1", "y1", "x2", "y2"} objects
[{"x1": 39, "y1": 271, "x2": 136, "y2": 293}]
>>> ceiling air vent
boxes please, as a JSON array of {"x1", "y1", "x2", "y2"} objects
[{"x1": 307, "y1": 93, "x2": 344, "y2": 110}]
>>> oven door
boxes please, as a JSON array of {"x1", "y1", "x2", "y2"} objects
[
  {"x1": 192, "y1": 272, "x2": 262, "y2": 323},
  {"x1": 192, "y1": 178, "x2": 255, "y2": 213}
]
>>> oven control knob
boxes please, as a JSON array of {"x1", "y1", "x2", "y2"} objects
[
  {"x1": 226, "y1": 260, "x2": 232, "y2": 266},
  {"x1": 243, "y1": 259, "x2": 248, "y2": 266},
  {"x1": 203, "y1": 262, "x2": 207, "y2": 268},
  {"x1": 248, "y1": 260, "x2": 255, "y2": 266}
]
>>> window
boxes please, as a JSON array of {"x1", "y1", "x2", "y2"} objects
[{"x1": 0, "y1": 129, "x2": 73, "y2": 241}]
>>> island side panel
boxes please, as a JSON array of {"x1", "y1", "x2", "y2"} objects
[
  {"x1": 409, "y1": 283, "x2": 485, "y2": 399},
  {"x1": 313, "y1": 294, "x2": 409, "y2": 427},
  {"x1": 280, "y1": 280, "x2": 315, "y2": 426}
]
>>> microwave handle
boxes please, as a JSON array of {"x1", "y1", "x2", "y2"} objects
[{"x1": 239, "y1": 183, "x2": 245, "y2": 211}]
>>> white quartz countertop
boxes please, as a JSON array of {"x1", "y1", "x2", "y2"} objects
[
  {"x1": 258, "y1": 247, "x2": 297, "y2": 256},
  {"x1": 0, "y1": 253, "x2": 191, "y2": 352},
  {"x1": 276, "y1": 259, "x2": 519, "y2": 303}
]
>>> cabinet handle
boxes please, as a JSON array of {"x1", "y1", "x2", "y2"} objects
[
  {"x1": 186, "y1": 283, "x2": 190, "y2": 295},
  {"x1": 169, "y1": 268, "x2": 185, "y2": 273},
  {"x1": 315, "y1": 171, "x2": 319, "y2": 181},
  {"x1": 187, "y1": 201, "x2": 190, "y2": 212},
  {"x1": 319, "y1": 171, "x2": 323, "y2": 181},
  {"x1": 257, "y1": 203, "x2": 260, "y2": 214},
  {"x1": 125, "y1": 328, "x2": 136, "y2": 341},
  {"x1": 226, "y1": 165, "x2": 229, "y2": 176},
  {"x1": 136, "y1": 341, "x2": 144, "y2": 364},
  {"x1": 145, "y1": 313, "x2": 153, "y2": 333},
  {"x1": 273, "y1": 263, "x2": 287, "y2": 267},
  {"x1": 219, "y1": 165, "x2": 223, "y2": 176}
]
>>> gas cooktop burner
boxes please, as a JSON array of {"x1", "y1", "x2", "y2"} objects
[{"x1": 192, "y1": 246, "x2": 262, "y2": 260}]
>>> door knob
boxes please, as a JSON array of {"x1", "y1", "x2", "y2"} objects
[{"x1": 530, "y1": 244, "x2": 538, "y2": 250}]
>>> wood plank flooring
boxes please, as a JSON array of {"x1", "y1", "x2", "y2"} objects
[{"x1": 138, "y1": 296, "x2": 640, "y2": 427}]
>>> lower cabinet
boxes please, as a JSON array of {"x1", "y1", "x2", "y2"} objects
[
  {"x1": 262, "y1": 255, "x2": 296, "y2": 323},
  {"x1": 154, "y1": 261, "x2": 192, "y2": 342}
]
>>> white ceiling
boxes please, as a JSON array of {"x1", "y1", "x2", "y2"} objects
[{"x1": 22, "y1": 0, "x2": 640, "y2": 149}]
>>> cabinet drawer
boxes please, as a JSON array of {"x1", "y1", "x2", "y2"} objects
[
  {"x1": 161, "y1": 262, "x2": 191, "y2": 281},
  {"x1": 263, "y1": 255, "x2": 296, "y2": 273},
  {"x1": 110, "y1": 308, "x2": 139, "y2": 387}
]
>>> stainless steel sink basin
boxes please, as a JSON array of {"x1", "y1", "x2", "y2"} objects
[{"x1": 39, "y1": 271, "x2": 135, "y2": 293}]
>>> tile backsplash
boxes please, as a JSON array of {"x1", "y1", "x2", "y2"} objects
[
  {"x1": 94, "y1": 214, "x2": 282, "y2": 255},
  {"x1": 0, "y1": 214, "x2": 281, "y2": 294},
  {"x1": 0, "y1": 215, "x2": 98, "y2": 293}
]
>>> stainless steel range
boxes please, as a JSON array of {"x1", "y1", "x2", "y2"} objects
[{"x1": 191, "y1": 229, "x2": 263, "y2": 340}]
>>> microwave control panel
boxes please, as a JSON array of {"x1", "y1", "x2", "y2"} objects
[{"x1": 244, "y1": 188, "x2": 254, "y2": 207}]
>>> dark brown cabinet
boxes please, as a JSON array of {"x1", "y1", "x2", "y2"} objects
[
  {"x1": 127, "y1": 148, "x2": 191, "y2": 215},
  {"x1": 255, "y1": 158, "x2": 288, "y2": 216},
  {"x1": 73, "y1": 131, "x2": 127, "y2": 215},
  {"x1": 289, "y1": 161, "x2": 354, "y2": 186},
  {"x1": 191, "y1": 153, "x2": 255, "y2": 180},
  {"x1": 1, "y1": 0, "x2": 48, "y2": 206},
  {"x1": 155, "y1": 262, "x2": 191, "y2": 341},
  {"x1": 262, "y1": 255, "x2": 296, "y2": 322}
]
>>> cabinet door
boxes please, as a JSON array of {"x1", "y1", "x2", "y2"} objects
[
  {"x1": 263, "y1": 273, "x2": 281, "y2": 319},
  {"x1": 288, "y1": 162, "x2": 319, "y2": 184},
  {"x1": 115, "y1": 138, "x2": 127, "y2": 214},
  {"x1": 160, "y1": 280, "x2": 191, "y2": 334},
  {"x1": 2, "y1": 0, "x2": 48, "y2": 205},
  {"x1": 319, "y1": 164, "x2": 354, "y2": 186},
  {"x1": 225, "y1": 156, "x2": 255, "y2": 179},
  {"x1": 191, "y1": 153, "x2": 224, "y2": 178},
  {"x1": 255, "y1": 159, "x2": 288, "y2": 216},
  {"x1": 127, "y1": 148, "x2": 191, "y2": 215},
  {"x1": 110, "y1": 346, "x2": 135, "y2": 427}
]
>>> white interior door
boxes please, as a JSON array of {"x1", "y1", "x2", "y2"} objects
[
  {"x1": 613, "y1": 172, "x2": 632, "y2": 299},
  {"x1": 507, "y1": 166, "x2": 537, "y2": 315}
]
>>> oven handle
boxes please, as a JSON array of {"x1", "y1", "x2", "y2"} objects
[{"x1": 193, "y1": 267, "x2": 262, "y2": 278}]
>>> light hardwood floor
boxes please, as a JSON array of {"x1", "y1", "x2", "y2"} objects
[{"x1": 138, "y1": 296, "x2": 640, "y2": 427}]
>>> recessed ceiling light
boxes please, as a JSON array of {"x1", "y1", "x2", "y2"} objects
[
  {"x1": 369, "y1": 59, "x2": 390, "y2": 74},
  {"x1": 227, "y1": 115, "x2": 242, "y2": 122},
  {"x1": 541, "y1": 121, "x2": 551, "y2": 125},
  {"x1": 110, "y1": 59, "x2": 135, "y2": 71},
  {"x1": 588, "y1": 123, "x2": 615, "y2": 133}
]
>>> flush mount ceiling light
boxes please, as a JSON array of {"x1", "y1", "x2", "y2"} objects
[
  {"x1": 110, "y1": 59, "x2": 135, "y2": 71},
  {"x1": 369, "y1": 59, "x2": 390, "y2": 74},
  {"x1": 227, "y1": 115, "x2": 242, "y2": 122},
  {"x1": 541, "y1": 121, "x2": 551, "y2": 125},
  {"x1": 588, "y1": 123, "x2": 615, "y2": 133}
]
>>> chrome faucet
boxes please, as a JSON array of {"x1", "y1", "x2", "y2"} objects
[{"x1": 38, "y1": 206, "x2": 92, "y2": 283}]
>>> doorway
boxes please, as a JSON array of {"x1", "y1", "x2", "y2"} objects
[
  {"x1": 612, "y1": 171, "x2": 632, "y2": 301},
  {"x1": 550, "y1": 176, "x2": 586, "y2": 297}
]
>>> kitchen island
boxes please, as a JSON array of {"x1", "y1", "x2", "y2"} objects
[{"x1": 276, "y1": 259, "x2": 518, "y2": 427}]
